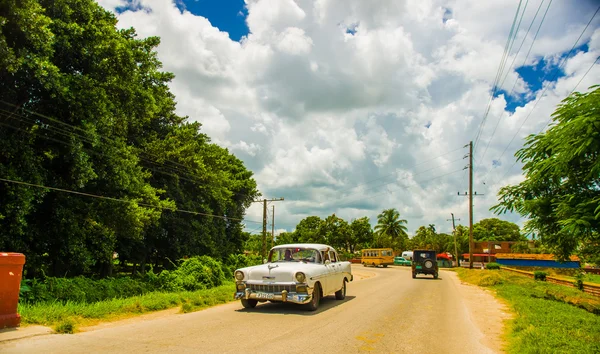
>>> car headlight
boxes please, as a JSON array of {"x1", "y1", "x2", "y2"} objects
[
  {"x1": 234, "y1": 270, "x2": 244, "y2": 281},
  {"x1": 295, "y1": 272, "x2": 306, "y2": 283}
]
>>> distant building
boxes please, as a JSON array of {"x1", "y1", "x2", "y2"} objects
[{"x1": 461, "y1": 240, "x2": 536, "y2": 266}]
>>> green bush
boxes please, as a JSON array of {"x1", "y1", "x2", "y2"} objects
[
  {"x1": 154, "y1": 256, "x2": 227, "y2": 292},
  {"x1": 19, "y1": 276, "x2": 154, "y2": 304},
  {"x1": 574, "y1": 272, "x2": 585, "y2": 291},
  {"x1": 534, "y1": 271, "x2": 547, "y2": 281},
  {"x1": 20, "y1": 255, "x2": 242, "y2": 304},
  {"x1": 485, "y1": 262, "x2": 501, "y2": 270}
]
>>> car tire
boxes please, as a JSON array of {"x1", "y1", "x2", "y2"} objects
[
  {"x1": 424, "y1": 260, "x2": 434, "y2": 269},
  {"x1": 363, "y1": 263, "x2": 367, "y2": 267},
  {"x1": 335, "y1": 280, "x2": 346, "y2": 300},
  {"x1": 306, "y1": 283, "x2": 321, "y2": 311},
  {"x1": 383, "y1": 264, "x2": 388, "y2": 268},
  {"x1": 241, "y1": 299, "x2": 258, "y2": 309},
  {"x1": 412, "y1": 272, "x2": 416, "y2": 279},
  {"x1": 434, "y1": 273, "x2": 438, "y2": 279}
]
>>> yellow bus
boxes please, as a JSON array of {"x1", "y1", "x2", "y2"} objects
[{"x1": 361, "y1": 248, "x2": 394, "y2": 268}]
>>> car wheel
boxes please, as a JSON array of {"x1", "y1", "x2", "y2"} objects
[
  {"x1": 434, "y1": 273, "x2": 438, "y2": 279},
  {"x1": 241, "y1": 299, "x2": 258, "y2": 309},
  {"x1": 383, "y1": 264, "x2": 388, "y2": 268},
  {"x1": 363, "y1": 263, "x2": 367, "y2": 267},
  {"x1": 306, "y1": 283, "x2": 321, "y2": 311},
  {"x1": 412, "y1": 272, "x2": 416, "y2": 279},
  {"x1": 335, "y1": 280, "x2": 346, "y2": 300}
]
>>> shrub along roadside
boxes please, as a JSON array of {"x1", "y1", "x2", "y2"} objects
[
  {"x1": 454, "y1": 268, "x2": 600, "y2": 354},
  {"x1": 18, "y1": 283, "x2": 236, "y2": 333},
  {"x1": 19, "y1": 255, "x2": 258, "y2": 304}
]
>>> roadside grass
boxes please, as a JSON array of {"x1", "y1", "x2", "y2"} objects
[
  {"x1": 500, "y1": 267, "x2": 600, "y2": 285},
  {"x1": 454, "y1": 268, "x2": 600, "y2": 354},
  {"x1": 18, "y1": 282, "x2": 236, "y2": 333}
]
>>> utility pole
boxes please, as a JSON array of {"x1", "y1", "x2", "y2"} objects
[
  {"x1": 447, "y1": 213, "x2": 460, "y2": 267},
  {"x1": 457, "y1": 141, "x2": 483, "y2": 269},
  {"x1": 469, "y1": 141, "x2": 473, "y2": 269},
  {"x1": 253, "y1": 197, "x2": 284, "y2": 260},
  {"x1": 271, "y1": 205, "x2": 275, "y2": 249}
]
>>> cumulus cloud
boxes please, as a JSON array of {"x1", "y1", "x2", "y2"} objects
[{"x1": 98, "y1": 0, "x2": 600, "y2": 235}]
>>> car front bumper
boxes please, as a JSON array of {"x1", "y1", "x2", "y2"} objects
[{"x1": 234, "y1": 285, "x2": 314, "y2": 305}]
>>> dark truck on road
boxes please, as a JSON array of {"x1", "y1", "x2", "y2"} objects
[{"x1": 412, "y1": 250, "x2": 439, "y2": 279}]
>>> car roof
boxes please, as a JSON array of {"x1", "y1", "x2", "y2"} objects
[{"x1": 272, "y1": 243, "x2": 335, "y2": 252}]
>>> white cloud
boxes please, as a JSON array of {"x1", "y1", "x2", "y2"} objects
[{"x1": 98, "y1": 0, "x2": 600, "y2": 234}]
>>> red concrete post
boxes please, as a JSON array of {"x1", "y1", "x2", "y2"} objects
[{"x1": 0, "y1": 252, "x2": 26, "y2": 329}]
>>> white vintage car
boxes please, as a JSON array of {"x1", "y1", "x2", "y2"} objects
[{"x1": 234, "y1": 243, "x2": 353, "y2": 311}]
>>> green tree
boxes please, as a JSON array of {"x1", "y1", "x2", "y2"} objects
[
  {"x1": 319, "y1": 214, "x2": 349, "y2": 250},
  {"x1": 348, "y1": 217, "x2": 374, "y2": 253},
  {"x1": 274, "y1": 231, "x2": 298, "y2": 246},
  {"x1": 0, "y1": 0, "x2": 258, "y2": 277},
  {"x1": 472, "y1": 218, "x2": 525, "y2": 241},
  {"x1": 374, "y1": 208, "x2": 409, "y2": 251},
  {"x1": 295, "y1": 216, "x2": 323, "y2": 243},
  {"x1": 492, "y1": 87, "x2": 600, "y2": 262}
]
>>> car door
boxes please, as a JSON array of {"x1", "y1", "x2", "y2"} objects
[
  {"x1": 328, "y1": 250, "x2": 343, "y2": 291},
  {"x1": 320, "y1": 250, "x2": 334, "y2": 295}
]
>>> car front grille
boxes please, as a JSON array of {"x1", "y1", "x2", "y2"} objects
[{"x1": 247, "y1": 283, "x2": 296, "y2": 293}]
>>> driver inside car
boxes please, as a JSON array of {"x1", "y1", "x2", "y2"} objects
[{"x1": 284, "y1": 249, "x2": 293, "y2": 261}]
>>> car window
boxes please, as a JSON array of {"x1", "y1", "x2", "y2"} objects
[
  {"x1": 329, "y1": 251, "x2": 337, "y2": 262},
  {"x1": 270, "y1": 248, "x2": 321, "y2": 263}
]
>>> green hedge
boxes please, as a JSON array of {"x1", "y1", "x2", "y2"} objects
[
  {"x1": 20, "y1": 254, "x2": 259, "y2": 304},
  {"x1": 485, "y1": 262, "x2": 501, "y2": 270}
]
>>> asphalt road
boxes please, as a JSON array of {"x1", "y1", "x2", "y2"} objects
[{"x1": 0, "y1": 265, "x2": 504, "y2": 353}]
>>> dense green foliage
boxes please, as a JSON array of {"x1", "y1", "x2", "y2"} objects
[
  {"x1": 473, "y1": 218, "x2": 525, "y2": 241},
  {"x1": 0, "y1": 0, "x2": 259, "y2": 277},
  {"x1": 493, "y1": 87, "x2": 600, "y2": 264},
  {"x1": 19, "y1": 255, "x2": 252, "y2": 304}
]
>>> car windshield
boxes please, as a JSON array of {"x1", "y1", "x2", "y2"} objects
[{"x1": 269, "y1": 247, "x2": 322, "y2": 263}]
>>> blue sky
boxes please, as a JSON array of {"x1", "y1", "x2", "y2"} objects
[
  {"x1": 497, "y1": 43, "x2": 589, "y2": 112},
  {"x1": 180, "y1": 0, "x2": 249, "y2": 41}
]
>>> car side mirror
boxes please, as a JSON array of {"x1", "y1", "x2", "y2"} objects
[
  {"x1": 263, "y1": 259, "x2": 268, "y2": 264},
  {"x1": 324, "y1": 260, "x2": 331, "y2": 265}
]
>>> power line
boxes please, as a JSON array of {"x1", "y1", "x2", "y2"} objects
[
  {"x1": 331, "y1": 145, "x2": 465, "y2": 197},
  {"x1": 335, "y1": 167, "x2": 465, "y2": 211},
  {"x1": 481, "y1": 5, "x2": 600, "y2": 186},
  {"x1": 0, "y1": 177, "x2": 263, "y2": 224},
  {"x1": 0, "y1": 104, "x2": 259, "y2": 200},
  {"x1": 473, "y1": 0, "x2": 526, "y2": 153},
  {"x1": 490, "y1": 55, "x2": 600, "y2": 188},
  {"x1": 328, "y1": 156, "x2": 465, "y2": 206},
  {"x1": 476, "y1": 0, "x2": 552, "y2": 168}
]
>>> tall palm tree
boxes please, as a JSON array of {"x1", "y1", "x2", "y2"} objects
[{"x1": 374, "y1": 208, "x2": 408, "y2": 249}]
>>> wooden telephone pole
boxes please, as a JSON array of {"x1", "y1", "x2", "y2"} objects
[
  {"x1": 457, "y1": 141, "x2": 483, "y2": 269},
  {"x1": 271, "y1": 205, "x2": 275, "y2": 249},
  {"x1": 447, "y1": 213, "x2": 460, "y2": 267},
  {"x1": 254, "y1": 197, "x2": 284, "y2": 260}
]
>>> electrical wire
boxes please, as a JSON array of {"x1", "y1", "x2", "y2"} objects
[
  {"x1": 489, "y1": 54, "x2": 599, "y2": 188},
  {"x1": 473, "y1": 0, "x2": 526, "y2": 153},
  {"x1": 335, "y1": 167, "x2": 465, "y2": 211},
  {"x1": 476, "y1": 0, "x2": 551, "y2": 168},
  {"x1": 0, "y1": 177, "x2": 263, "y2": 224},
  {"x1": 0, "y1": 104, "x2": 259, "y2": 200},
  {"x1": 481, "y1": 5, "x2": 600, "y2": 186}
]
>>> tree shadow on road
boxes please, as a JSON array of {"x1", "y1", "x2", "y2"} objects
[{"x1": 234, "y1": 295, "x2": 356, "y2": 316}]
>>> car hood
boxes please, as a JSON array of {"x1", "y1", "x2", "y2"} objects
[{"x1": 238, "y1": 262, "x2": 324, "y2": 283}]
